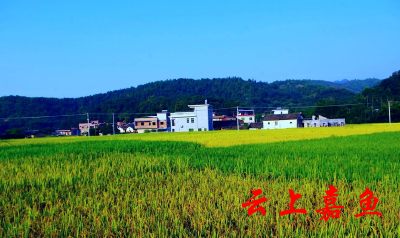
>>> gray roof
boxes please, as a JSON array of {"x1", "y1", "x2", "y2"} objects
[
  {"x1": 263, "y1": 113, "x2": 302, "y2": 121},
  {"x1": 249, "y1": 122, "x2": 263, "y2": 129},
  {"x1": 22, "y1": 130, "x2": 45, "y2": 136}
]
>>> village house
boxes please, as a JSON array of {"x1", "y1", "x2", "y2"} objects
[
  {"x1": 134, "y1": 110, "x2": 170, "y2": 133},
  {"x1": 118, "y1": 123, "x2": 135, "y2": 133},
  {"x1": 262, "y1": 108, "x2": 346, "y2": 129},
  {"x1": 237, "y1": 109, "x2": 255, "y2": 124},
  {"x1": 263, "y1": 113, "x2": 304, "y2": 129},
  {"x1": 212, "y1": 114, "x2": 236, "y2": 121},
  {"x1": 78, "y1": 120, "x2": 101, "y2": 134},
  {"x1": 170, "y1": 101, "x2": 213, "y2": 132},
  {"x1": 54, "y1": 130, "x2": 71, "y2": 136},
  {"x1": 262, "y1": 108, "x2": 303, "y2": 129},
  {"x1": 303, "y1": 115, "x2": 345, "y2": 127}
]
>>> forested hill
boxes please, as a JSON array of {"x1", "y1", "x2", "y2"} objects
[
  {"x1": 0, "y1": 78, "x2": 356, "y2": 118},
  {"x1": 308, "y1": 78, "x2": 381, "y2": 93},
  {"x1": 1, "y1": 71, "x2": 400, "y2": 132}
]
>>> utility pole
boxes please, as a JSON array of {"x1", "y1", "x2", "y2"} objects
[
  {"x1": 371, "y1": 95, "x2": 374, "y2": 114},
  {"x1": 237, "y1": 106, "x2": 239, "y2": 131},
  {"x1": 87, "y1": 113, "x2": 90, "y2": 137},
  {"x1": 113, "y1": 113, "x2": 115, "y2": 135},
  {"x1": 388, "y1": 101, "x2": 391, "y2": 126}
]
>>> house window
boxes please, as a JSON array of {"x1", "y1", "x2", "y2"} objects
[
  {"x1": 268, "y1": 122, "x2": 270, "y2": 125},
  {"x1": 249, "y1": 117, "x2": 253, "y2": 121},
  {"x1": 290, "y1": 122, "x2": 292, "y2": 124},
  {"x1": 152, "y1": 122, "x2": 156, "y2": 126},
  {"x1": 275, "y1": 121, "x2": 278, "y2": 126},
  {"x1": 187, "y1": 118, "x2": 189, "y2": 123},
  {"x1": 191, "y1": 118, "x2": 194, "y2": 123},
  {"x1": 141, "y1": 122, "x2": 144, "y2": 126},
  {"x1": 172, "y1": 120, "x2": 175, "y2": 126},
  {"x1": 160, "y1": 122, "x2": 164, "y2": 125}
]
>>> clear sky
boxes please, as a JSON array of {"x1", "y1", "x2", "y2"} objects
[{"x1": 1, "y1": 0, "x2": 399, "y2": 98}]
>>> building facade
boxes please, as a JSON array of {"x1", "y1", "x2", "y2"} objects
[
  {"x1": 134, "y1": 110, "x2": 170, "y2": 133},
  {"x1": 263, "y1": 113, "x2": 304, "y2": 129},
  {"x1": 170, "y1": 104, "x2": 213, "y2": 132},
  {"x1": 237, "y1": 109, "x2": 255, "y2": 124},
  {"x1": 303, "y1": 115, "x2": 345, "y2": 127}
]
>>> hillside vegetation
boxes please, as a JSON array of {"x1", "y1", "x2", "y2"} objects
[
  {"x1": 309, "y1": 78, "x2": 381, "y2": 93},
  {"x1": 1, "y1": 70, "x2": 399, "y2": 132}
]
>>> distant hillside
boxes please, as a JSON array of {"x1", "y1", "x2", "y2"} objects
[
  {"x1": 4, "y1": 70, "x2": 400, "y2": 132},
  {"x1": 309, "y1": 78, "x2": 381, "y2": 93},
  {"x1": 0, "y1": 78, "x2": 356, "y2": 118},
  {"x1": 0, "y1": 77, "x2": 358, "y2": 132},
  {"x1": 333, "y1": 79, "x2": 349, "y2": 84},
  {"x1": 313, "y1": 71, "x2": 400, "y2": 124}
]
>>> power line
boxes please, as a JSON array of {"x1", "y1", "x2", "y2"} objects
[
  {"x1": 0, "y1": 114, "x2": 86, "y2": 120},
  {"x1": 1, "y1": 101, "x2": 394, "y2": 121}
]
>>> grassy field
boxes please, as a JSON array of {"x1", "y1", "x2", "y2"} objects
[{"x1": 1, "y1": 124, "x2": 400, "y2": 237}]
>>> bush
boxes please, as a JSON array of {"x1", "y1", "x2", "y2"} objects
[
  {"x1": 198, "y1": 128, "x2": 201, "y2": 131},
  {"x1": 151, "y1": 129, "x2": 156, "y2": 132},
  {"x1": 189, "y1": 129, "x2": 194, "y2": 132},
  {"x1": 144, "y1": 129, "x2": 150, "y2": 133}
]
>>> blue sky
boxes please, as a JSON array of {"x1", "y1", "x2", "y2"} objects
[{"x1": 1, "y1": 0, "x2": 399, "y2": 98}]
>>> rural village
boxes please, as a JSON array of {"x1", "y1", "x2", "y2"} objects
[{"x1": 37, "y1": 100, "x2": 347, "y2": 138}]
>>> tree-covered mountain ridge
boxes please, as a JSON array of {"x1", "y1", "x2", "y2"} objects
[
  {"x1": 0, "y1": 77, "x2": 362, "y2": 117},
  {"x1": 303, "y1": 78, "x2": 381, "y2": 93},
  {"x1": 1, "y1": 71, "x2": 399, "y2": 133},
  {"x1": 0, "y1": 72, "x2": 395, "y2": 120}
]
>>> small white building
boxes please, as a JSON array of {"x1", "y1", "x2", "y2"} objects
[
  {"x1": 303, "y1": 115, "x2": 345, "y2": 127},
  {"x1": 263, "y1": 113, "x2": 304, "y2": 129},
  {"x1": 170, "y1": 103, "x2": 213, "y2": 132},
  {"x1": 118, "y1": 124, "x2": 134, "y2": 133},
  {"x1": 272, "y1": 109, "x2": 289, "y2": 115},
  {"x1": 237, "y1": 109, "x2": 255, "y2": 124}
]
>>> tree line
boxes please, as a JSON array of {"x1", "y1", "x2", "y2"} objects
[{"x1": 0, "y1": 71, "x2": 399, "y2": 136}]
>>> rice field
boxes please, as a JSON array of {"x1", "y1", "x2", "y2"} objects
[{"x1": 1, "y1": 124, "x2": 400, "y2": 237}]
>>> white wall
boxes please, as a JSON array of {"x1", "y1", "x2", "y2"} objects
[
  {"x1": 303, "y1": 119, "x2": 345, "y2": 127},
  {"x1": 170, "y1": 105, "x2": 213, "y2": 132},
  {"x1": 239, "y1": 116, "x2": 255, "y2": 123},
  {"x1": 272, "y1": 109, "x2": 289, "y2": 114},
  {"x1": 263, "y1": 119, "x2": 297, "y2": 129},
  {"x1": 194, "y1": 106, "x2": 213, "y2": 131},
  {"x1": 172, "y1": 117, "x2": 197, "y2": 132}
]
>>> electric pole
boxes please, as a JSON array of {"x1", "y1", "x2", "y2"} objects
[
  {"x1": 388, "y1": 101, "x2": 391, "y2": 126},
  {"x1": 87, "y1": 113, "x2": 90, "y2": 137},
  {"x1": 237, "y1": 106, "x2": 239, "y2": 131},
  {"x1": 113, "y1": 113, "x2": 115, "y2": 135}
]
